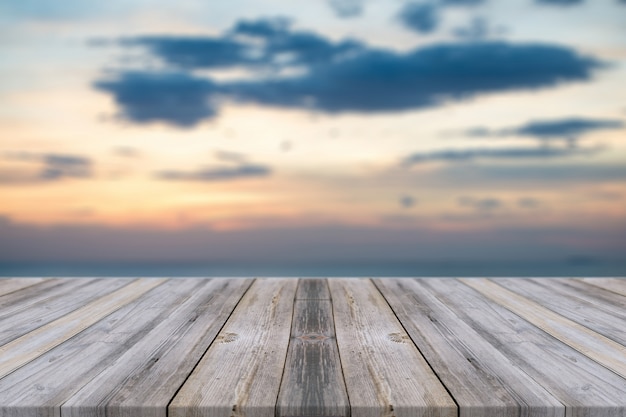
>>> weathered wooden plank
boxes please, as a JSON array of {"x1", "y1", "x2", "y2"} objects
[
  {"x1": 492, "y1": 278, "x2": 626, "y2": 346},
  {"x1": 296, "y1": 278, "x2": 330, "y2": 300},
  {"x1": 578, "y1": 278, "x2": 626, "y2": 297},
  {"x1": 0, "y1": 279, "x2": 203, "y2": 417},
  {"x1": 446, "y1": 279, "x2": 626, "y2": 417},
  {"x1": 375, "y1": 278, "x2": 562, "y2": 417},
  {"x1": 61, "y1": 278, "x2": 253, "y2": 417},
  {"x1": 0, "y1": 278, "x2": 165, "y2": 379},
  {"x1": 0, "y1": 278, "x2": 47, "y2": 297},
  {"x1": 169, "y1": 278, "x2": 297, "y2": 417},
  {"x1": 546, "y1": 278, "x2": 626, "y2": 315},
  {"x1": 0, "y1": 278, "x2": 133, "y2": 345},
  {"x1": 329, "y1": 278, "x2": 457, "y2": 417},
  {"x1": 277, "y1": 279, "x2": 349, "y2": 417},
  {"x1": 461, "y1": 278, "x2": 626, "y2": 380}
]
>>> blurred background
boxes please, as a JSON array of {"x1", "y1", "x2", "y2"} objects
[{"x1": 1, "y1": 0, "x2": 625, "y2": 276}]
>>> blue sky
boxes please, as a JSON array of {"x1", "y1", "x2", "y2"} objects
[{"x1": 0, "y1": 0, "x2": 625, "y2": 268}]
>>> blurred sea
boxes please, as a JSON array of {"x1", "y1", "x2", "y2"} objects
[{"x1": 1, "y1": 258, "x2": 624, "y2": 277}]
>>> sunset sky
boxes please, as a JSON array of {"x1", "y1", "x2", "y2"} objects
[{"x1": 1, "y1": 0, "x2": 625, "y2": 271}]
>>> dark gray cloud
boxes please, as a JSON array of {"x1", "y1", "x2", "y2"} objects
[
  {"x1": 127, "y1": 19, "x2": 364, "y2": 70},
  {"x1": 513, "y1": 118, "x2": 623, "y2": 139},
  {"x1": 435, "y1": 163, "x2": 626, "y2": 185},
  {"x1": 40, "y1": 154, "x2": 92, "y2": 180},
  {"x1": 122, "y1": 37, "x2": 255, "y2": 69},
  {"x1": 467, "y1": 117, "x2": 624, "y2": 143},
  {"x1": 156, "y1": 163, "x2": 271, "y2": 182},
  {"x1": 397, "y1": 0, "x2": 487, "y2": 35},
  {"x1": 398, "y1": 3, "x2": 439, "y2": 33},
  {"x1": 535, "y1": 0, "x2": 584, "y2": 5},
  {"x1": 231, "y1": 18, "x2": 291, "y2": 38},
  {"x1": 94, "y1": 19, "x2": 604, "y2": 126},
  {"x1": 1, "y1": 152, "x2": 93, "y2": 184},
  {"x1": 328, "y1": 0, "x2": 365, "y2": 18},
  {"x1": 95, "y1": 72, "x2": 219, "y2": 127},
  {"x1": 464, "y1": 118, "x2": 623, "y2": 156},
  {"x1": 400, "y1": 195, "x2": 417, "y2": 208},
  {"x1": 402, "y1": 145, "x2": 598, "y2": 166}
]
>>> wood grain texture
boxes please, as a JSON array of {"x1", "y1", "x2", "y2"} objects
[
  {"x1": 0, "y1": 278, "x2": 165, "y2": 379},
  {"x1": 578, "y1": 278, "x2": 626, "y2": 297},
  {"x1": 0, "y1": 279, "x2": 200, "y2": 417},
  {"x1": 62, "y1": 278, "x2": 253, "y2": 417},
  {"x1": 447, "y1": 279, "x2": 626, "y2": 417},
  {"x1": 277, "y1": 279, "x2": 349, "y2": 417},
  {"x1": 0, "y1": 278, "x2": 47, "y2": 297},
  {"x1": 461, "y1": 278, "x2": 626, "y2": 379},
  {"x1": 296, "y1": 278, "x2": 330, "y2": 300},
  {"x1": 0, "y1": 277, "x2": 625, "y2": 417},
  {"x1": 329, "y1": 278, "x2": 457, "y2": 417},
  {"x1": 374, "y1": 278, "x2": 562, "y2": 417},
  {"x1": 169, "y1": 278, "x2": 297, "y2": 417},
  {"x1": 493, "y1": 278, "x2": 626, "y2": 346},
  {"x1": 0, "y1": 278, "x2": 133, "y2": 345},
  {"x1": 543, "y1": 278, "x2": 626, "y2": 314}
]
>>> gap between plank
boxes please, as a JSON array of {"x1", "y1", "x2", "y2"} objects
[
  {"x1": 371, "y1": 277, "x2": 461, "y2": 417},
  {"x1": 164, "y1": 278, "x2": 257, "y2": 417}
]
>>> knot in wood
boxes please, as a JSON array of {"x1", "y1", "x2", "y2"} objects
[{"x1": 296, "y1": 333, "x2": 330, "y2": 343}]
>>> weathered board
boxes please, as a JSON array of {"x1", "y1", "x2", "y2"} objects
[
  {"x1": 452, "y1": 279, "x2": 626, "y2": 417},
  {"x1": 461, "y1": 278, "x2": 626, "y2": 380},
  {"x1": 0, "y1": 277, "x2": 625, "y2": 417},
  {"x1": 329, "y1": 278, "x2": 457, "y2": 417},
  {"x1": 0, "y1": 278, "x2": 165, "y2": 380},
  {"x1": 0, "y1": 278, "x2": 47, "y2": 297},
  {"x1": 0, "y1": 279, "x2": 188, "y2": 417},
  {"x1": 277, "y1": 279, "x2": 349, "y2": 417},
  {"x1": 578, "y1": 278, "x2": 626, "y2": 297},
  {"x1": 0, "y1": 278, "x2": 133, "y2": 346},
  {"x1": 492, "y1": 278, "x2": 626, "y2": 346},
  {"x1": 169, "y1": 278, "x2": 298, "y2": 417},
  {"x1": 62, "y1": 278, "x2": 252, "y2": 417},
  {"x1": 374, "y1": 278, "x2": 562, "y2": 417}
]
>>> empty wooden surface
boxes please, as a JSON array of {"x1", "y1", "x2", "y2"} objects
[
  {"x1": 0, "y1": 277, "x2": 625, "y2": 417},
  {"x1": 374, "y1": 278, "x2": 562, "y2": 417},
  {"x1": 169, "y1": 278, "x2": 297, "y2": 417},
  {"x1": 330, "y1": 278, "x2": 457, "y2": 417},
  {"x1": 277, "y1": 279, "x2": 349, "y2": 417}
]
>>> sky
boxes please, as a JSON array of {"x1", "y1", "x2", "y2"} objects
[{"x1": 0, "y1": 0, "x2": 625, "y2": 272}]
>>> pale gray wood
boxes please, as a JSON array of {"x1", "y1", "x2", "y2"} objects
[
  {"x1": 0, "y1": 278, "x2": 133, "y2": 345},
  {"x1": 296, "y1": 278, "x2": 330, "y2": 300},
  {"x1": 543, "y1": 278, "x2": 626, "y2": 315},
  {"x1": 492, "y1": 278, "x2": 626, "y2": 346},
  {"x1": 277, "y1": 279, "x2": 349, "y2": 417},
  {"x1": 62, "y1": 278, "x2": 253, "y2": 417},
  {"x1": 169, "y1": 278, "x2": 297, "y2": 417},
  {"x1": 329, "y1": 278, "x2": 457, "y2": 417},
  {"x1": 0, "y1": 278, "x2": 166, "y2": 379},
  {"x1": 441, "y1": 278, "x2": 626, "y2": 417},
  {"x1": 0, "y1": 279, "x2": 202, "y2": 417},
  {"x1": 578, "y1": 278, "x2": 626, "y2": 297},
  {"x1": 374, "y1": 278, "x2": 563, "y2": 417},
  {"x1": 461, "y1": 278, "x2": 626, "y2": 379},
  {"x1": 0, "y1": 278, "x2": 47, "y2": 297}
]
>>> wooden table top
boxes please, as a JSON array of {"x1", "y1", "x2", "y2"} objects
[{"x1": 0, "y1": 277, "x2": 625, "y2": 417}]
